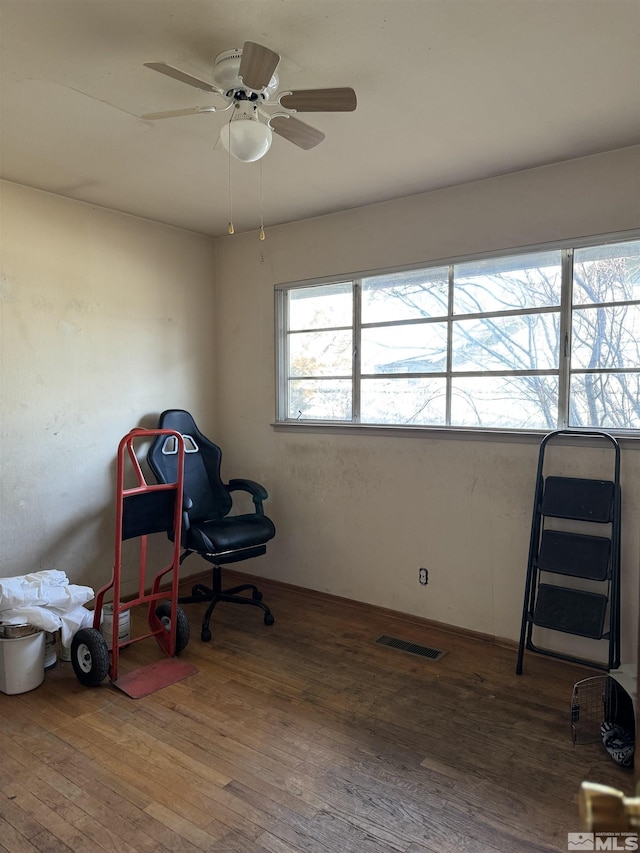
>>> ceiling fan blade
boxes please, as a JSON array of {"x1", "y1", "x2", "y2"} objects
[
  {"x1": 239, "y1": 41, "x2": 280, "y2": 91},
  {"x1": 270, "y1": 116, "x2": 325, "y2": 150},
  {"x1": 144, "y1": 61, "x2": 221, "y2": 94},
  {"x1": 141, "y1": 106, "x2": 218, "y2": 120},
  {"x1": 279, "y1": 88, "x2": 357, "y2": 112}
]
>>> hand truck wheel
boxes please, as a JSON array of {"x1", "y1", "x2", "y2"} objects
[
  {"x1": 71, "y1": 628, "x2": 110, "y2": 686},
  {"x1": 155, "y1": 603, "x2": 190, "y2": 654}
]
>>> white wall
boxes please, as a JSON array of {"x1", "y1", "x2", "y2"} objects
[
  {"x1": 214, "y1": 146, "x2": 640, "y2": 661},
  {"x1": 0, "y1": 181, "x2": 217, "y2": 596},
  {"x1": 1, "y1": 148, "x2": 638, "y2": 664}
]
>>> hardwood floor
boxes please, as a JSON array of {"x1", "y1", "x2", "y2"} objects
[{"x1": 0, "y1": 570, "x2": 634, "y2": 853}]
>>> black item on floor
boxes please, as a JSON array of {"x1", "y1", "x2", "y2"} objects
[
  {"x1": 571, "y1": 675, "x2": 635, "y2": 768},
  {"x1": 516, "y1": 430, "x2": 621, "y2": 674}
]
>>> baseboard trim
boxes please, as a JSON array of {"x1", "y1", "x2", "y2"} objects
[{"x1": 181, "y1": 565, "x2": 518, "y2": 651}]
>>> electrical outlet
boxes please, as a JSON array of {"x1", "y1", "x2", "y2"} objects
[{"x1": 419, "y1": 567, "x2": 428, "y2": 585}]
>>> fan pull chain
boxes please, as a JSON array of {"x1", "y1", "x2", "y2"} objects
[
  {"x1": 259, "y1": 159, "x2": 265, "y2": 241},
  {"x1": 227, "y1": 128, "x2": 234, "y2": 235}
]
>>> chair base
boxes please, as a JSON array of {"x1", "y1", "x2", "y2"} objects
[{"x1": 179, "y1": 562, "x2": 274, "y2": 642}]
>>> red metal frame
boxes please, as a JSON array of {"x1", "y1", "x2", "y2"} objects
[{"x1": 92, "y1": 428, "x2": 185, "y2": 683}]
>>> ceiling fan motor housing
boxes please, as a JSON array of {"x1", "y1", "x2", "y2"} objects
[{"x1": 214, "y1": 48, "x2": 278, "y2": 99}]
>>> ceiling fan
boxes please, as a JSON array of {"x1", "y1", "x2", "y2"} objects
[{"x1": 142, "y1": 41, "x2": 357, "y2": 162}]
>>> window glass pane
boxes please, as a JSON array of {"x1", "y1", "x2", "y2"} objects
[
  {"x1": 454, "y1": 251, "x2": 562, "y2": 315},
  {"x1": 452, "y1": 313, "x2": 560, "y2": 371},
  {"x1": 451, "y1": 375, "x2": 558, "y2": 429},
  {"x1": 288, "y1": 379, "x2": 352, "y2": 420},
  {"x1": 573, "y1": 240, "x2": 640, "y2": 305},
  {"x1": 288, "y1": 330, "x2": 352, "y2": 377},
  {"x1": 361, "y1": 378, "x2": 446, "y2": 425},
  {"x1": 288, "y1": 282, "x2": 352, "y2": 331},
  {"x1": 569, "y1": 373, "x2": 640, "y2": 430},
  {"x1": 361, "y1": 323, "x2": 447, "y2": 374},
  {"x1": 362, "y1": 268, "x2": 448, "y2": 323},
  {"x1": 572, "y1": 305, "x2": 640, "y2": 370}
]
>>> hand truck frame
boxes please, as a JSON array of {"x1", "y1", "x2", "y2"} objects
[{"x1": 71, "y1": 428, "x2": 192, "y2": 690}]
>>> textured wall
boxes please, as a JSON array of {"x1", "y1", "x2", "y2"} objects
[
  {"x1": 214, "y1": 147, "x2": 640, "y2": 660},
  {"x1": 0, "y1": 181, "x2": 217, "y2": 596}
]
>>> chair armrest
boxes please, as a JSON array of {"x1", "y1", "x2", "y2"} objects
[{"x1": 227, "y1": 479, "x2": 269, "y2": 514}]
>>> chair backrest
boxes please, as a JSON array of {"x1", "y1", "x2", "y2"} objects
[{"x1": 148, "y1": 410, "x2": 233, "y2": 522}]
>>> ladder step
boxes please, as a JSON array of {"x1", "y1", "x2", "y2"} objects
[
  {"x1": 533, "y1": 584, "x2": 608, "y2": 639},
  {"x1": 537, "y1": 530, "x2": 611, "y2": 580},
  {"x1": 541, "y1": 477, "x2": 614, "y2": 522}
]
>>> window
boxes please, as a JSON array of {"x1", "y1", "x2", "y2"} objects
[
  {"x1": 570, "y1": 243, "x2": 640, "y2": 429},
  {"x1": 276, "y1": 236, "x2": 640, "y2": 431}
]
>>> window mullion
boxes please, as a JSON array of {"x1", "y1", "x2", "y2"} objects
[
  {"x1": 557, "y1": 248, "x2": 573, "y2": 428},
  {"x1": 445, "y1": 264, "x2": 454, "y2": 425},
  {"x1": 353, "y1": 280, "x2": 361, "y2": 423}
]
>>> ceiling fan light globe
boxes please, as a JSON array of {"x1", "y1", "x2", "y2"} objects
[{"x1": 220, "y1": 118, "x2": 272, "y2": 162}]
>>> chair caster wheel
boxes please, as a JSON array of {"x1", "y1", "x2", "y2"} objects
[
  {"x1": 264, "y1": 613, "x2": 274, "y2": 626},
  {"x1": 252, "y1": 590, "x2": 263, "y2": 601},
  {"x1": 201, "y1": 628, "x2": 212, "y2": 642}
]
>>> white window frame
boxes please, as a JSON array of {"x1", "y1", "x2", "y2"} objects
[{"x1": 275, "y1": 231, "x2": 640, "y2": 435}]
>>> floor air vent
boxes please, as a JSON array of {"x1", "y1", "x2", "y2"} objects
[{"x1": 375, "y1": 635, "x2": 447, "y2": 661}]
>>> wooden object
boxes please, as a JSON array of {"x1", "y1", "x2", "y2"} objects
[{"x1": 580, "y1": 781, "x2": 640, "y2": 831}]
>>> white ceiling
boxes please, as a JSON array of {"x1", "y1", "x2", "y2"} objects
[{"x1": 1, "y1": 0, "x2": 639, "y2": 237}]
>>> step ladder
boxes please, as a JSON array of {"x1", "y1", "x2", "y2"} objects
[{"x1": 516, "y1": 430, "x2": 621, "y2": 674}]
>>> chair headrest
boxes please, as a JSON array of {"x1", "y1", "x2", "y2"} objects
[{"x1": 158, "y1": 433, "x2": 199, "y2": 455}]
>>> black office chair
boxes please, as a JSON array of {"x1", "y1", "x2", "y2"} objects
[{"x1": 147, "y1": 409, "x2": 275, "y2": 642}]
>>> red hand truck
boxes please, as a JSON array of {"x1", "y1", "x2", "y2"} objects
[{"x1": 71, "y1": 428, "x2": 196, "y2": 694}]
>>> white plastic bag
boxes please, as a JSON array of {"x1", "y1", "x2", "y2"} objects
[
  {"x1": 0, "y1": 570, "x2": 68, "y2": 609},
  {"x1": 0, "y1": 570, "x2": 95, "y2": 646}
]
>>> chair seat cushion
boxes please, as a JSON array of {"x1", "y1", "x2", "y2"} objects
[{"x1": 187, "y1": 514, "x2": 276, "y2": 557}]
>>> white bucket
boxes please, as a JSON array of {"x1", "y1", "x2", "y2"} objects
[
  {"x1": 100, "y1": 604, "x2": 131, "y2": 650},
  {"x1": 44, "y1": 631, "x2": 58, "y2": 669},
  {"x1": 0, "y1": 631, "x2": 45, "y2": 695}
]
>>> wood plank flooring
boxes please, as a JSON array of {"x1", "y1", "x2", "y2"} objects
[{"x1": 0, "y1": 571, "x2": 634, "y2": 853}]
